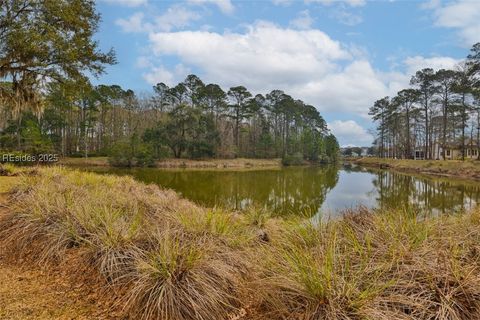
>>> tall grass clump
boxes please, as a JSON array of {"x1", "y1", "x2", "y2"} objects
[
  {"x1": 124, "y1": 230, "x2": 245, "y2": 319},
  {"x1": 254, "y1": 206, "x2": 480, "y2": 319},
  {"x1": 0, "y1": 167, "x2": 253, "y2": 320},
  {"x1": 0, "y1": 163, "x2": 36, "y2": 176}
]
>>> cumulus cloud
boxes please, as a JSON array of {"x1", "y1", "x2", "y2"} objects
[
  {"x1": 133, "y1": 20, "x2": 460, "y2": 145},
  {"x1": 148, "y1": 22, "x2": 351, "y2": 90},
  {"x1": 428, "y1": 0, "x2": 480, "y2": 46},
  {"x1": 102, "y1": 0, "x2": 147, "y2": 7},
  {"x1": 404, "y1": 55, "x2": 461, "y2": 76},
  {"x1": 328, "y1": 120, "x2": 373, "y2": 147},
  {"x1": 136, "y1": 56, "x2": 153, "y2": 68},
  {"x1": 116, "y1": 12, "x2": 145, "y2": 33},
  {"x1": 145, "y1": 22, "x2": 407, "y2": 118},
  {"x1": 155, "y1": 6, "x2": 201, "y2": 32},
  {"x1": 295, "y1": 61, "x2": 401, "y2": 116},
  {"x1": 187, "y1": 0, "x2": 235, "y2": 14},
  {"x1": 115, "y1": 6, "x2": 200, "y2": 33},
  {"x1": 143, "y1": 64, "x2": 191, "y2": 87},
  {"x1": 289, "y1": 10, "x2": 314, "y2": 30}
]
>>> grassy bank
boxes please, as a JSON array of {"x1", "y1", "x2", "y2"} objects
[
  {"x1": 1, "y1": 166, "x2": 480, "y2": 319},
  {"x1": 350, "y1": 157, "x2": 480, "y2": 180},
  {"x1": 58, "y1": 157, "x2": 282, "y2": 169}
]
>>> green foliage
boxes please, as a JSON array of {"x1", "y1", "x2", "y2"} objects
[
  {"x1": 323, "y1": 134, "x2": 340, "y2": 163},
  {"x1": 0, "y1": 0, "x2": 115, "y2": 116},
  {"x1": 282, "y1": 152, "x2": 305, "y2": 166},
  {"x1": 135, "y1": 143, "x2": 156, "y2": 167},
  {"x1": 20, "y1": 120, "x2": 54, "y2": 154},
  {"x1": 370, "y1": 42, "x2": 480, "y2": 160},
  {"x1": 146, "y1": 104, "x2": 220, "y2": 159},
  {"x1": 108, "y1": 140, "x2": 155, "y2": 167},
  {"x1": 0, "y1": 113, "x2": 53, "y2": 156}
]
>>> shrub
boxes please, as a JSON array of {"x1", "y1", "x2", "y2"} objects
[
  {"x1": 281, "y1": 152, "x2": 305, "y2": 166},
  {"x1": 108, "y1": 141, "x2": 155, "y2": 167}
]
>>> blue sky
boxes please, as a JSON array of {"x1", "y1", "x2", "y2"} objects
[{"x1": 93, "y1": 0, "x2": 480, "y2": 146}]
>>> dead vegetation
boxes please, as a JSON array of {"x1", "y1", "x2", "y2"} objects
[
  {"x1": 1, "y1": 166, "x2": 480, "y2": 319},
  {"x1": 352, "y1": 157, "x2": 480, "y2": 180},
  {"x1": 58, "y1": 157, "x2": 282, "y2": 169}
]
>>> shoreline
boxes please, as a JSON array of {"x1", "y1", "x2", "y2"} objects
[
  {"x1": 347, "y1": 157, "x2": 480, "y2": 181},
  {"x1": 58, "y1": 157, "x2": 283, "y2": 169}
]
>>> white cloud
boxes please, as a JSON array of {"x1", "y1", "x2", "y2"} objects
[
  {"x1": 428, "y1": 0, "x2": 480, "y2": 46},
  {"x1": 116, "y1": 6, "x2": 201, "y2": 33},
  {"x1": 155, "y1": 6, "x2": 201, "y2": 32},
  {"x1": 306, "y1": 0, "x2": 366, "y2": 7},
  {"x1": 139, "y1": 20, "x2": 461, "y2": 127},
  {"x1": 294, "y1": 61, "x2": 399, "y2": 116},
  {"x1": 143, "y1": 64, "x2": 191, "y2": 87},
  {"x1": 116, "y1": 12, "x2": 145, "y2": 33},
  {"x1": 143, "y1": 66, "x2": 174, "y2": 86},
  {"x1": 328, "y1": 120, "x2": 373, "y2": 147},
  {"x1": 136, "y1": 56, "x2": 153, "y2": 68},
  {"x1": 144, "y1": 22, "x2": 440, "y2": 118},
  {"x1": 289, "y1": 10, "x2": 314, "y2": 30},
  {"x1": 404, "y1": 55, "x2": 461, "y2": 76},
  {"x1": 148, "y1": 22, "x2": 352, "y2": 93},
  {"x1": 102, "y1": 0, "x2": 147, "y2": 7},
  {"x1": 187, "y1": 0, "x2": 235, "y2": 14}
]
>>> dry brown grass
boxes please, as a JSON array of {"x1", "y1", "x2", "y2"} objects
[
  {"x1": 352, "y1": 157, "x2": 480, "y2": 180},
  {"x1": 0, "y1": 177, "x2": 18, "y2": 194},
  {"x1": 59, "y1": 156, "x2": 282, "y2": 169},
  {"x1": 0, "y1": 259, "x2": 116, "y2": 320},
  {"x1": 254, "y1": 207, "x2": 480, "y2": 319},
  {"x1": 1, "y1": 167, "x2": 480, "y2": 319},
  {"x1": 57, "y1": 157, "x2": 110, "y2": 167},
  {"x1": 0, "y1": 167, "x2": 258, "y2": 320},
  {"x1": 156, "y1": 158, "x2": 282, "y2": 169}
]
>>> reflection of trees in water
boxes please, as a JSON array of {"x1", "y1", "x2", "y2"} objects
[
  {"x1": 371, "y1": 170, "x2": 480, "y2": 214},
  {"x1": 97, "y1": 165, "x2": 479, "y2": 216},
  {"x1": 128, "y1": 166, "x2": 340, "y2": 216}
]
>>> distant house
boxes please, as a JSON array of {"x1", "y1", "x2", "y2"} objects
[
  {"x1": 413, "y1": 139, "x2": 479, "y2": 160},
  {"x1": 441, "y1": 144, "x2": 479, "y2": 160},
  {"x1": 413, "y1": 149, "x2": 425, "y2": 160}
]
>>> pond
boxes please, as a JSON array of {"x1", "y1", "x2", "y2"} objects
[{"x1": 83, "y1": 164, "x2": 480, "y2": 217}]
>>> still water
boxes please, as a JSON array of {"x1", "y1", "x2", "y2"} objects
[{"x1": 85, "y1": 165, "x2": 480, "y2": 216}]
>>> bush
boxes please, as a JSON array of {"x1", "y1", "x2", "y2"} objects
[
  {"x1": 282, "y1": 152, "x2": 305, "y2": 166},
  {"x1": 135, "y1": 144, "x2": 156, "y2": 167},
  {"x1": 108, "y1": 141, "x2": 155, "y2": 167}
]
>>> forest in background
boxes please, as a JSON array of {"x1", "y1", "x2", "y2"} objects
[
  {"x1": 369, "y1": 43, "x2": 480, "y2": 160},
  {"x1": 0, "y1": 1, "x2": 338, "y2": 166}
]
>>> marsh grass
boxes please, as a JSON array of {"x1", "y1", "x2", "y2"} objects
[
  {"x1": 0, "y1": 167, "x2": 250, "y2": 320},
  {"x1": 255, "y1": 207, "x2": 480, "y2": 319},
  {"x1": 1, "y1": 167, "x2": 480, "y2": 319},
  {"x1": 0, "y1": 163, "x2": 37, "y2": 176}
]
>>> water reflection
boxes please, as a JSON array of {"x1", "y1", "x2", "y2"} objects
[
  {"x1": 368, "y1": 168, "x2": 480, "y2": 214},
  {"x1": 86, "y1": 165, "x2": 480, "y2": 216}
]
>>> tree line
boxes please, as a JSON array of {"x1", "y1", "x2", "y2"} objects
[
  {"x1": 369, "y1": 43, "x2": 480, "y2": 160},
  {"x1": 0, "y1": 0, "x2": 338, "y2": 166}
]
